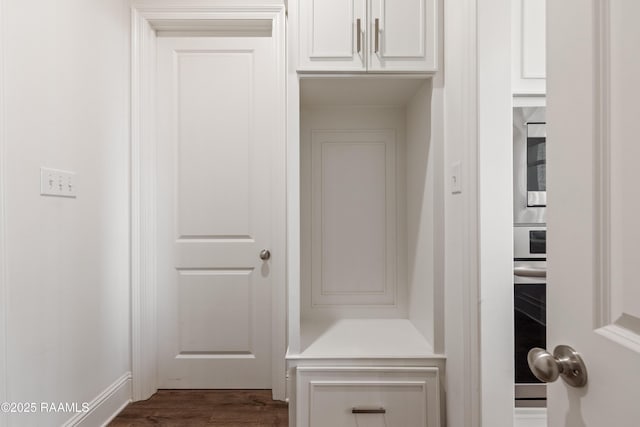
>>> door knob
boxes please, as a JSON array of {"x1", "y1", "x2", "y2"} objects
[
  {"x1": 259, "y1": 249, "x2": 271, "y2": 261},
  {"x1": 527, "y1": 345, "x2": 588, "y2": 387}
]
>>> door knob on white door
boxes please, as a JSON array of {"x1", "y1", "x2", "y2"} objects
[
  {"x1": 527, "y1": 345, "x2": 588, "y2": 387},
  {"x1": 259, "y1": 249, "x2": 271, "y2": 261}
]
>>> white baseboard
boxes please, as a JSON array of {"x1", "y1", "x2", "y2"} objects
[{"x1": 63, "y1": 372, "x2": 132, "y2": 427}]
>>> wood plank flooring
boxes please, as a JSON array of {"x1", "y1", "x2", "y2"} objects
[{"x1": 109, "y1": 390, "x2": 288, "y2": 427}]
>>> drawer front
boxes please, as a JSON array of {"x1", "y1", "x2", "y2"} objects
[{"x1": 297, "y1": 367, "x2": 439, "y2": 427}]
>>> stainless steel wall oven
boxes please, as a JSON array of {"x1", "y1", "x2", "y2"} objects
[
  {"x1": 514, "y1": 226, "x2": 546, "y2": 407},
  {"x1": 513, "y1": 107, "x2": 547, "y2": 406}
]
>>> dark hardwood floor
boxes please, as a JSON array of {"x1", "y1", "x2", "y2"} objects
[{"x1": 109, "y1": 390, "x2": 288, "y2": 427}]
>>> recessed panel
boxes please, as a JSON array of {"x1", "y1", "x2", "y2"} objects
[
  {"x1": 311, "y1": 0, "x2": 354, "y2": 58},
  {"x1": 321, "y1": 142, "x2": 387, "y2": 294},
  {"x1": 380, "y1": 0, "x2": 425, "y2": 58},
  {"x1": 178, "y1": 270, "x2": 252, "y2": 353},
  {"x1": 176, "y1": 51, "x2": 252, "y2": 238},
  {"x1": 608, "y1": 0, "x2": 640, "y2": 332},
  {"x1": 311, "y1": 130, "x2": 397, "y2": 306}
]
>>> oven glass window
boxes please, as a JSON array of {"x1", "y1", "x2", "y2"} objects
[
  {"x1": 514, "y1": 283, "x2": 546, "y2": 384},
  {"x1": 529, "y1": 230, "x2": 546, "y2": 254},
  {"x1": 527, "y1": 136, "x2": 546, "y2": 192}
]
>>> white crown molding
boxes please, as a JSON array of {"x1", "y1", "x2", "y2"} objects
[{"x1": 130, "y1": 1, "x2": 287, "y2": 402}]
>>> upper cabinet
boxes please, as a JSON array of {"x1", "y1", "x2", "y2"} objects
[
  {"x1": 298, "y1": 0, "x2": 367, "y2": 71},
  {"x1": 369, "y1": 0, "x2": 438, "y2": 72},
  {"x1": 298, "y1": 0, "x2": 438, "y2": 73},
  {"x1": 512, "y1": 0, "x2": 546, "y2": 95}
]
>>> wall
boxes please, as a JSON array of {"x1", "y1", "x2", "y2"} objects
[
  {"x1": 1, "y1": 0, "x2": 131, "y2": 425},
  {"x1": 406, "y1": 80, "x2": 442, "y2": 349}
]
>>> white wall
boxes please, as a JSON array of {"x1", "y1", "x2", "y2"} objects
[
  {"x1": 406, "y1": 80, "x2": 441, "y2": 348},
  {"x1": 1, "y1": 0, "x2": 131, "y2": 425}
]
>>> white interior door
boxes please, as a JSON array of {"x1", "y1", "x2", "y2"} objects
[
  {"x1": 546, "y1": 0, "x2": 640, "y2": 424},
  {"x1": 155, "y1": 36, "x2": 282, "y2": 389}
]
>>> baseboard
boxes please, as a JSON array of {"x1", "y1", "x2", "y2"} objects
[{"x1": 63, "y1": 372, "x2": 132, "y2": 427}]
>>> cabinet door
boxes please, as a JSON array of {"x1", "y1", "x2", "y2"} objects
[
  {"x1": 368, "y1": 0, "x2": 437, "y2": 72},
  {"x1": 298, "y1": 0, "x2": 367, "y2": 72},
  {"x1": 512, "y1": 0, "x2": 546, "y2": 94}
]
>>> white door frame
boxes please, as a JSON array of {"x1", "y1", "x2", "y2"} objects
[
  {"x1": 130, "y1": 1, "x2": 287, "y2": 401},
  {"x1": 443, "y1": 0, "x2": 513, "y2": 424},
  {"x1": 441, "y1": 0, "x2": 482, "y2": 424},
  {"x1": 477, "y1": 0, "x2": 514, "y2": 425}
]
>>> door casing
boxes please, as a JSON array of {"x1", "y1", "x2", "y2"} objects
[
  {"x1": 0, "y1": 0, "x2": 7, "y2": 414},
  {"x1": 130, "y1": 1, "x2": 287, "y2": 402}
]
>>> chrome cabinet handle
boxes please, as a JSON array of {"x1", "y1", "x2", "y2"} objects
[
  {"x1": 352, "y1": 407, "x2": 386, "y2": 414},
  {"x1": 527, "y1": 345, "x2": 587, "y2": 387},
  {"x1": 356, "y1": 18, "x2": 362, "y2": 53},
  {"x1": 374, "y1": 18, "x2": 380, "y2": 53},
  {"x1": 513, "y1": 266, "x2": 547, "y2": 277},
  {"x1": 259, "y1": 249, "x2": 271, "y2": 261}
]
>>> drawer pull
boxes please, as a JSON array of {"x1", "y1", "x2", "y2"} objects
[{"x1": 352, "y1": 407, "x2": 386, "y2": 414}]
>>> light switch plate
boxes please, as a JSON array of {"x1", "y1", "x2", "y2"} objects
[
  {"x1": 451, "y1": 161, "x2": 462, "y2": 194},
  {"x1": 40, "y1": 167, "x2": 77, "y2": 198}
]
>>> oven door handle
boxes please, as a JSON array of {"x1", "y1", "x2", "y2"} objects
[{"x1": 514, "y1": 266, "x2": 547, "y2": 278}]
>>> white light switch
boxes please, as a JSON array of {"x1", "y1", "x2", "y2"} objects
[
  {"x1": 451, "y1": 161, "x2": 462, "y2": 194},
  {"x1": 40, "y1": 167, "x2": 77, "y2": 198}
]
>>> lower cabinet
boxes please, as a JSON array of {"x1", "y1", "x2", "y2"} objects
[{"x1": 296, "y1": 367, "x2": 440, "y2": 427}]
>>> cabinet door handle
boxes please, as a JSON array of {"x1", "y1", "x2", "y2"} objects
[
  {"x1": 352, "y1": 407, "x2": 386, "y2": 414},
  {"x1": 374, "y1": 18, "x2": 380, "y2": 53},
  {"x1": 356, "y1": 18, "x2": 362, "y2": 53}
]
